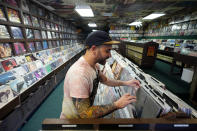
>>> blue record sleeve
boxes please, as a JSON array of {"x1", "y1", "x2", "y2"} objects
[{"x1": 11, "y1": 26, "x2": 23, "y2": 39}]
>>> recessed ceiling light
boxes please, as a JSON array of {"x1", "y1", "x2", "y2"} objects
[
  {"x1": 75, "y1": 5, "x2": 94, "y2": 17},
  {"x1": 88, "y1": 23, "x2": 97, "y2": 27},
  {"x1": 143, "y1": 13, "x2": 165, "y2": 20}
]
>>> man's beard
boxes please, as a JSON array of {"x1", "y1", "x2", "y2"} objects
[{"x1": 98, "y1": 57, "x2": 108, "y2": 65}]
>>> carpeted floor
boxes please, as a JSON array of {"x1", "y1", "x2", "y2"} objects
[{"x1": 20, "y1": 60, "x2": 193, "y2": 131}]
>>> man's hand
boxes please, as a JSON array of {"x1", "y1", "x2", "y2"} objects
[
  {"x1": 125, "y1": 79, "x2": 140, "y2": 88},
  {"x1": 114, "y1": 93, "x2": 136, "y2": 109}
]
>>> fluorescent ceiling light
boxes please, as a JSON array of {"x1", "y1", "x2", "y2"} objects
[
  {"x1": 129, "y1": 21, "x2": 142, "y2": 26},
  {"x1": 92, "y1": 29, "x2": 98, "y2": 32},
  {"x1": 75, "y1": 5, "x2": 94, "y2": 17},
  {"x1": 143, "y1": 13, "x2": 165, "y2": 20},
  {"x1": 88, "y1": 23, "x2": 97, "y2": 27}
]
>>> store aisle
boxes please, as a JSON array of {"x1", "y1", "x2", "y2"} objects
[{"x1": 21, "y1": 80, "x2": 64, "y2": 131}]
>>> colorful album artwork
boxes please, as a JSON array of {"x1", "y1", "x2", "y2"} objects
[
  {"x1": 14, "y1": 56, "x2": 26, "y2": 65},
  {"x1": 34, "y1": 30, "x2": 41, "y2": 39},
  {"x1": 23, "y1": 73, "x2": 37, "y2": 86},
  {"x1": 50, "y1": 62, "x2": 57, "y2": 70},
  {"x1": 0, "y1": 25, "x2": 10, "y2": 38},
  {"x1": 0, "y1": 71, "x2": 16, "y2": 86},
  {"x1": 0, "y1": 43, "x2": 12, "y2": 58},
  {"x1": 27, "y1": 62, "x2": 37, "y2": 72},
  {"x1": 47, "y1": 31, "x2": 52, "y2": 39},
  {"x1": 11, "y1": 26, "x2": 23, "y2": 39},
  {"x1": 27, "y1": 42, "x2": 35, "y2": 52},
  {"x1": 9, "y1": 77, "x2": 27, "y2": 94},
  {"x1": 22, "y1": 64, "x2": 30, "y2": 73},
  {"x1": 0, "y1": 85, "x2": 14, "y2": 108},
  {"x1": 42, "y1": 41, "x2": 48, "y2": 49},
  {"x1": 45, "y1": 65, "x2": 52, "y2": 73},
  {"x1": 25, "y1": 54, "x2": 36, "y2": 62},
  {"x1": 35, "y1": 60, "x2": 43, "y2": 69},
  {"x1": 5, "y1": 0, "x2": 18, "y2": 7},
  {"x1": 32, "y1": 16, "x2": 39, "y2": 27},
  {"x1": 26, "y1": 28, "x2": 34, "y2": 39},
  {"x1": 12, "y1": 67, "x2": 27, "y2": 78},
  {"x1": 21, "y1": 0, "x2": 29, "y2": 12},
  {"x1": 41, "y1": 31, "x2": 47, "y2": 39},
  {"x1": 1, "y1": 59, "x2": 17, "y2": 71},
  {"x1": 0, "y1": 7, "x2": 7, "y2": 21},
  {"x1": 13, "y1": 43, "x2": 26, "y2": 55},
  {"x1": 7, "y1": 8, "x2": 21, "y2": 23},
  {"x1": 0, "y1": 63, "x2": 4, "y2": 74},
  {"x1": 23, "y1": 14, "x2": 32, "y2": 26},
  {"x1": 35, "y1": 42, "x2": 42, "y2": 51}
]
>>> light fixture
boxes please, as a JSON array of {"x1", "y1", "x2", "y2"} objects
[
  {"x1": 75, "y1": 5, "x2": 94, "y2": 17},
  {"x1": 129, "y1": 21, "x2": 142, "y2": 26},
  {"x1": 143, "y1": 13, "x2": 165, "y2": 20},
  {"x1": 92, "y1": 29, "x2": 98, "y2": 32},
  {"x1": 88, "y1": 23, "x2": 97, "y2": 27}
]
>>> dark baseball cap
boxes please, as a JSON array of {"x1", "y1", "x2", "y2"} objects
[{"x1": 85, "y1": 30, "x2": 120, "y2": 46}]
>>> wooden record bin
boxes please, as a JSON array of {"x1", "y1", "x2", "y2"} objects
[{"x1": 124, "y1": 41, "x2": 159, "y2": 67}]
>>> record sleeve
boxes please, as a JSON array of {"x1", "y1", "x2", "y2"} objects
[
  {"x1": 27, "y1": 62, "x2": 37, "y2": 72},
  {"x1": 56, "y1": 41, "x2": 60, "y2": 47},
  {"x1": 0, "y1": 25, "x2": 10, "y2": 38},
  {"x1": 5, "y1": 0, "x2": 18, "y2": 7},
  {"x1": 27, "y1": 42, "x2": 35, "y2": 52},
  {"x1": 11, "y1": 26, "x2": 23, "y2": 39},
  {"x1": 34, "y1": 30, "x2": 41, "y2": 39},
  {"x1": 21, "y1": 0, "x2": 29, "y2": 12},
  {"x1": 51, "y1": 23, "x2": 55, "y2": 30},
  {"x1": 47, "y1": 31, "x2": 52, "y2": 39},
  {"x1": 25, "y1": 28, "x2": 34, "y2": 39},
  {"x1": 0, "y1": 85, "x2": 14, "y2": 108},
  {"x1": 13, "y1": 42, "x2": 26, "y2": 55},
  {"x1": 42, "y1": 41, "x2": 48, "y2": 49},
  {"x1": 46, "y1": 22, "x2": 50, "y2": 29},
  {"x1": 32, "y1": 16, "x2": 39, "y2": 27},
  {"x1": 40, "y1": 20, "x2": 45, "y2": 28},
  {"x1": 23, "y1": 14, "x2": 32, "y2": 26},
  {"x1": 0, "y1": 7, "x2": 7, "y2": 21},
  {"x1": 25, "y1": 54, "x2": 36, "y2": 62},
  {"x1": 0, "y1": 43, "x2": 12, "y2": 58},
  {"x1": 1, "y1": 58, "x2": 17, "y2": 71},
  {"x1": 35, "y1": 42, "x2": 42, "y2": 51},
  {"x1": 0, "y1": 71, "x2": 16, "y2": 85},
  {"x1": 14, "y1": 56, "x2": 26, "y2": 65},
  {"x1": 7, "y1": 8, "x2": 21, "y2": 23},
  {"x1": 41, "y1": 31, "x2": 47, "y2": 39},
  {"x1": 51, "y1": 32, "x2": 55, "y2": 38},
  {"x1": 9, "y1": 77, "x2": 27, "y2": 94},
  {"x1": 0, "y1": 63, "x2": 4, "y2": 74},
  {"x1": 55, "y1": 24, "x2": 58, "y2": 31},
  {"x1": 35, "y1": 60, "x2": 43, "y2": 69},
  {"x1": 48, "y1": 41, "x2": 52, "y2": 48},
  {"x1": 29, "y1": 4, "x2": 37, "y2": 15},
  {"x1": 52, "y1": 41, "x2": 57, "y2": 47},
  {"x1": 23, "y1": 73, "x2": 37, "y2": 86},
  {"x1": 45, "y1": 64, "x2": 52, "y2": 73},
  {"x1": 12, "y1": 66, "x2": 27, "y2": 77},
  {"x1": 22, "y1": 64, "x2": 30, "y2": 73}
]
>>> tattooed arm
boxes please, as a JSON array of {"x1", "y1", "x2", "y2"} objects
[
  {"x1": 72, "y1": 97, "x2": 117, "y2": 118},
  {"x1": 72, "y1": 93, "x2": 136, "y2": 118}
]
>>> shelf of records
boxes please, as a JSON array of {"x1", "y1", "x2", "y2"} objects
[
  {"x1": 94, "y1": 50, "x2": 197, "y2": 118},
  {"x1": 0, "y1": 43, "x2": 85, "y2": 109},
  {"x1": 144, "y1": 20, "x2": 197, "y2": 37},
  {"x1": 0, "y1": 0, "x2": 78, "y2": 34}
]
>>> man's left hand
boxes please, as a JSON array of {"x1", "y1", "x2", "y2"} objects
[{"x1": 125, "y1": 79, "x2": 140, "y2": 88}]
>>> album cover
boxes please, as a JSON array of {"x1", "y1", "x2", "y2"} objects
[
  {"x1": 12, "y1": 66, "x2": 27, "y2": 77},
  {"x1": 32, "y1": 16, "x2": 39, "y2": 27},
  {"x1": 9, "y1": 77, "x2": 27, "y2": 94},
  {"x1": 46, "y1": 22, "x2": 50, "y2": 29},
  {"x1": 5, "y1": 0, "x2": 18, "y2": 7},
  {"x1": 7, "y1": 8, "x2": 21, "y2": 23},
  {"x1": 47, "y1": 31, "x2": 52, "y2": 39},
  {"x1": 34, "y1": 68, "x2": 46, "y2": 79},
  {"x1": 51, "y1": 23, "x2": 55, "y2": 30},
  {"x1": 13, "y1": 42, "x2": 26, "y2": 55},
  {"x1": 51, "y1": 32, "x2": 55, "y2": 38},
  {"x1": 27, "y1": 42, "x2": 35, "y2": 52},
  {"x1": 56, "y1": 41, "x2": 60, "y2": 47},
  {"x1": 1, "y1": 59, "x2": 17, "y2": 71},
  {"x1": 23, "y1": 73, "x2": 37, "y2": 86},
  {"x1": 27, "y1": 62, "x2": 37, "y2": 72},
  {"x1": 0, "y1": 43, "x2": 12, "y2": 58},
  {"x1": 21, "y1": 64, "x2": 30, "y2": 73},
  {"x1": 35, "y1": 42, "x2": 42, "y2": 51},
  {"x1": 40, "y1": 20, "x2": 45, "y2": 28},
  {"x1": 52, "y1": 41, "x2": 57, "y2": 47},
  {"x1": 23, "y1": 14, "x2": 32, "y2": 26},
  {"x1": 0, "y1": 25, "x2": 10, "y2": 38},
  {"x1": 29, "y1": 4, "x2": 37, "y2": 15},
  {"x1": 34, "y1": 30, "x2": 41, "y2": 39},
  {"x1": 0, "y1": 63, "x2": 4, "y2": 74},
  {"x1": 0, "y1": 85, "x2": 14, "y2": 108},
  {"x1": 0, "y1": 71, "x2": 16, "y2": 85},
  {"x1": 11, "y1": 26, "x2": 23, "y2": 39},
  {"x1": 45, "y1": 64, "x2": 52, "y2": 73},
  {"x1": 42, "y1": 41, "x2": 48, "y2": 49},
  {"x1": 34, "y1": 60, "x2": 43, "y2": 69},
  {"x1": 25, "y1": 54, "x2": 36, "y2": 62},
  {"x1": 113, "y1": 63, "x2": 123, "y2": 80},
  {"x1": 41, "y1": 31, "x2": 47, "y2": 39},
  {"x1": 0, "y1": 7, "x2": 7, "y2": 21},
  {"x1": 25, "y1": 28, "x2": 33, "y2": 39},
  {"x1": 14, "y1": 56, "x2": 26, "y2": 65},
  {"x1": 21, "y1": 0, "x2": 29, "y2": 12},
  {"x1": 50, "y1": 62, "x2": 57, "y2": 70}
]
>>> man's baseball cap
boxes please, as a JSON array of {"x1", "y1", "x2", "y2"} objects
[{"x1": 85, "y1": 30, "x2": 120, "y2": 46}]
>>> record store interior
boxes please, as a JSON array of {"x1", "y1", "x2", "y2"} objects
[{"x1": 0, "y1": 0, "x2": 197, "y2": 130}]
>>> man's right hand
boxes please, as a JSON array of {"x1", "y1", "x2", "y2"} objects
[{"x1": 114, "y1": 93, "x2": 136, "y2": 109}]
